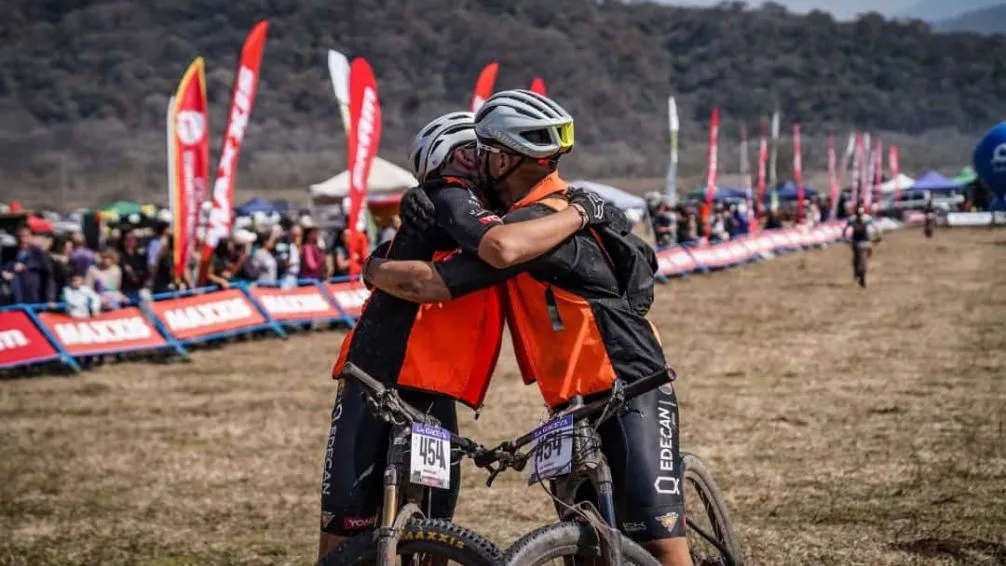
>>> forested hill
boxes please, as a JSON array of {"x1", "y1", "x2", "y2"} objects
[{"x1": 1, "y1": 0, "x2": 1004, "y2": 201}]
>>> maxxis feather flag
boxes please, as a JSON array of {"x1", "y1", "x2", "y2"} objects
[
  {"x1": 703, "y1": 108, "x2": 720, "y2": 240},
  {"x1": 793, "y1": 123, "x2": 805, "y2": 222},
  {"x1": 665, "y1": 96, "x2": 679, "y2": 205},
  {"x1": 345, "y1": 57, "x2": 382, "y2": 275},
  {"x1": 328, "y1": 49, "x2": 352, "y2": 137},
  {"x1": 755, "y1": 119, "x2": 768, "y2": 225},
  {"x1": 200, "y1": 20, "x2": 268, "y2": 282},
  {"x1": 530, "y1": 77, "x2": 547, "y2": 96},
  {"x1": 827, "y1": 134, "x2": 839, "y2": 220},
  {"x1": 167, "y1": 58, "x2": 209, "y2": 282},
  {"x1": 470, "y1": 62, "x2": 499, "y2": 113}
]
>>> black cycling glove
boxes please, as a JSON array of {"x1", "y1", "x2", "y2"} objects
[
  {"x1": 568, "y1": 187, "x2": 631, "y2": 233},
  {"x1": 398, "y1": 186, "x2": 437, "y2": 234}
]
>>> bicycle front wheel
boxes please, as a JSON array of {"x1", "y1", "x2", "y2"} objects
[
  {"x1": 321, "y1": 518, "x2": 501, "y2": 566},
  {"x1": 502, "y1": 521, "x2": 660, "y2": 566},
  {"x1": 682, "y1": 453, "x2": 744, "y2": 566}
]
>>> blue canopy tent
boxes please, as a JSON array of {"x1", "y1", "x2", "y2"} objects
[
  {"x1": 908, "y1": 171, "x2": 961, "y2": 193},
  {"x1": 236, "y1": 197, "x2": 278, "y2": 216},
  {"x1": 686, "y1": 186, "x2": 749, "y2": 202},
  {"x1": 771, "y1": 181, "x2": 819, "y2": 201}
]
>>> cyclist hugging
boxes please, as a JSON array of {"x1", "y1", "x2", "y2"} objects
[
  {"x1": 352, "y1": 90, "x2": 695, "y2": 566},
  {"x1": 318, "y1": 103, "x2": 606, "y2": 559}
]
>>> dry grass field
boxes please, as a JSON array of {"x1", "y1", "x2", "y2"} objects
[{"x1": 2, "y1": 227, "x2": 1005, "y2": 565}]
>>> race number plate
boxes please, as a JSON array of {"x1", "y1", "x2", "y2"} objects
[
  {"x1": 527, "y1": 415, "x2": 574, "y2": 484},
  {"x1": 410, "y1": 423, "x2": 451, "y2": 489}
]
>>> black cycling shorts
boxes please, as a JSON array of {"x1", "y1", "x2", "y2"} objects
[
  {"x1": 561, "y1": 383, "x2": 686, "y2": 542},
  {"x1": 319, "y1": 379, "x2": 461, "y2": 535}
]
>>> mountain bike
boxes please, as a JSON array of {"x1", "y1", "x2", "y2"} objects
[
  {"x1": 470, "y1": 372, "x2": 744, "y2": 566},
  {"x1": 319, "y1": 363, "x2": 501, "y2": 566}
]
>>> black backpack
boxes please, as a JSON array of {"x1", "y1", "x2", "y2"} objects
[
  {"x1": 589, "y1": 213, "x2": 658, "y2": 316},
  {"x1": 547, "y1": 189, "x2": 658, "y2": 316}
]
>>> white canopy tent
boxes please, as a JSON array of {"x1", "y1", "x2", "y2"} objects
[
  {"x1": 309, "y1": 156, "x2": 418, "y2": 205},
  {"x1": 878, "y1": 173, "x2": 916, "y2": 194}
]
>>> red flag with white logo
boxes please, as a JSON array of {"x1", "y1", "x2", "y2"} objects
[
  {"x1": 470, "y1": 62, "x2": 498, "y2": 113},
  {"x1": 200, "y1": 20, "x2": 268, "y2": 283},
  {"x1": 346, "y1": 57, "x2": 383, "y2": 275},
  {"x1": 168, "y1": 57, "x2": 209, "y2": 281},
  {"x1": 529, "y1": 77, "x2": 547, "y2": 96},
  {"x1": 703, "y1": 108, "x2": 720, "y2": 239}
]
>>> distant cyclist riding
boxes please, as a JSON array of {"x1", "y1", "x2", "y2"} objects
[{"x1": 842, "y1": 206, "x2": 881, "y2": 288}]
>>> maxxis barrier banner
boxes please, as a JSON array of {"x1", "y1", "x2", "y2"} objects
[
  {"x1": 37, "y1": 307, "x2": 168, "y2": 357},
  {"x1": 0, "y1": 310, "x2": 59, "y2": 368}
]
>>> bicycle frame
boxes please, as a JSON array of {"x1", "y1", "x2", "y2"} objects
[
  {"x1": 544, "y1": 405, "x2": 624, "y2": 566},
  {"x1": 363, "y1": 395, "x2": 444, "y2": 566}
]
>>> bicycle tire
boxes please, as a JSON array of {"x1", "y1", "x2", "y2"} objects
[
  {"x1": 502, "y1": 521, "x2": 660, "y2": 566},
  {"x1": 320, "y1": 518, "x2": 501, "y2": 566},
  {"x1": 682, "y1": 453, "x2": 744, "y2": 566}
]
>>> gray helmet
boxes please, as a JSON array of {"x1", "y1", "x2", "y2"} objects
[
  {"x1": 474, "y1": 89, "x2": 574, "y2": 159},
  {"x1": 408, "y1": 111, "x2": 476, "y2": 182}
]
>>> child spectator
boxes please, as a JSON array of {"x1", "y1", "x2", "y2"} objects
[{"x1": 63, "y1": 273, "x2": 101, "y2": 319}]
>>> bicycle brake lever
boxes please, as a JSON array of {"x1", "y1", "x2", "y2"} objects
[{"x1": 486, "y1": 466, "x2": 502, "y2": 488}]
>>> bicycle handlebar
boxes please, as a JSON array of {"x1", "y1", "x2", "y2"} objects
[{"x1": 338, "y1": 362, "x2": 675, "y2": 485}]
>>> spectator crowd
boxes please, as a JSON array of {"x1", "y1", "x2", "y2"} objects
[
  {"x1": 646, "y1": 196, "x2": 830, "y2": 249},
  {"x1": 1, "y1": 206, "x2": 401, "y2": 319}
]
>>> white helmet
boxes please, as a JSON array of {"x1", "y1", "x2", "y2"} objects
[
  {"x1": 408, "y1": 111, "x2": 476, "y2": 182},
  {"x1": 474, "y1": 89, "x2": 574, "y2": 159}
]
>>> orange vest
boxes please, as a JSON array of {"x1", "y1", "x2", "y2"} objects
[
  {"x1": 332, "y1": 182, "x2": 505, "y2": 409},
  {"x1": 503, "y1": 173, "x2": 623, "y2": 407}
]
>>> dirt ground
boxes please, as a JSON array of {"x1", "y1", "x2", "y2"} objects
[{"x1": 2, "y1": 227, "x2": 1004, "y2": 566}]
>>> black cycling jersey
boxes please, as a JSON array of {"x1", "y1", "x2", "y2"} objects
[
  {"x1": 342, "y1": 180, "x2": 502, "y2": 386},
  {"x1": 847, "y1": 218, "x2": 874, "y2": 242},
  {"x1": 434, "y1": 202, "x2": 683, "y2": 542},
  {"x1": 321, "y1": 178, "x2": 502, "y2": 536}
]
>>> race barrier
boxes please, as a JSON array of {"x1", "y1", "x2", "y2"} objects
[
  {"x1": 0, "y1": 277, "x2": 369, "y2": 373},
  {"x1": 655, "y1": 221, "x2": 848, "y2": 277},
  {"x1": 1, "y1": 220, "x2": 900, "y2": 374},
  {"x1": 944, "y1": 211, "x2": 1006, "y2": 227}
]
